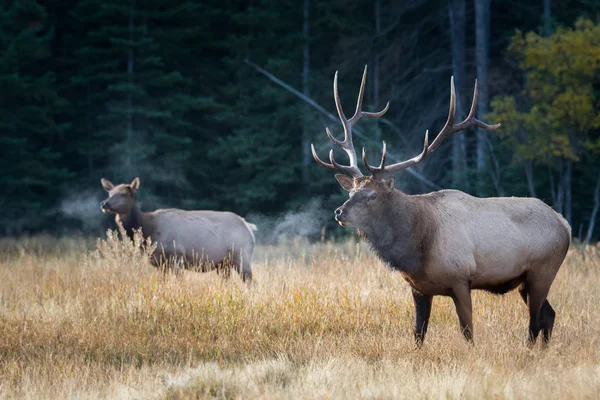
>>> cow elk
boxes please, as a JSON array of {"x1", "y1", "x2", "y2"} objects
[
  {"x1": 100, "y1": 177, "x2": 256, "y2": 282},
  {"x1": 312, "y1": 66, "x2": 571, "y2": 345}
]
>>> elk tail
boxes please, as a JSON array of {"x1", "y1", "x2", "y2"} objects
[
  {"x1": 557, "y1": 213, "x2": 572, "y2": 245},
  {"x1": 243, "y1": 220, "x2": 258, "y2": 243},
  {"x1": 552, "y1": 211, "x2": 571, "y2": 257}
]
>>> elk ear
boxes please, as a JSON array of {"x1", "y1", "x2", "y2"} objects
[
  {"x1": 383, "y1": 177, "x2": 396, "y2": 191},
  {"x1": 101, "y1": 178, "x2": 114, "y2": 192},
  {"x1": 335, "y1": 174, "x2": 355, "y2": 191},
  {"x1": 130, "y1": 177, "x2": 140, "y2": 193}
]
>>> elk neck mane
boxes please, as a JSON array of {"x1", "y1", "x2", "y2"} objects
[{"x1": 357, "y1": 189, "x2": 434, "y2": 275}]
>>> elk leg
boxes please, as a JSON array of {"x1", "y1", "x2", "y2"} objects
[
  {"x1": 525, "y1": 282, "x2": 550, "y2": 344},
  {"x1": 412, "y1": 289, "x2": 433, "y2": 346},
  {"x1": 216, "y1": 261, "x2": 232, "y2": 280},
  {"x1": 239, "y1": 258, "x2": 253, "y2": 283},
  {"x1": 527, "y1": 312, "x2": 541, "y2": 344},
  {"x1": 540, "y1": 300, "x2": 556, "y2": 344},
  {"x1": 518, "y1": 282, "x2": 528, "y2": 305},
  {"x1": 233, "y1": 249, "x2": 253, "y2": 283},
  {"x1": 452, "y1": 283, "x2": 474, "y2": 343}
]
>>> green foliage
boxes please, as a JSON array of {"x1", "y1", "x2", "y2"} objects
[
  {"x1": 57, "y1": 0, "x2": 221, "y2": 216},
  {"x1": 0, "y1": 1, "x2": 72, "y2": 231},
  {"x1": 1, "y1": 1, "x2": 600, "y2": 240},
  {"x1": 490, "y1": 19, "x2": 600, "y2": 163},
  {"x1": 487, "y1": 18, "x2": 600, "y2": 236}
]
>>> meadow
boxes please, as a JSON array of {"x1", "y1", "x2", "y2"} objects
[{"x1": 0, "y1": 231, "x2": 599, "y2": 399}]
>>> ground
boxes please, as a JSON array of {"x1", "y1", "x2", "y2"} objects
[{"x1": 0, "y1": 231, "x2": 599, "y2": 399}]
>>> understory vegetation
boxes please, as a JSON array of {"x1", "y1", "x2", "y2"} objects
[
  {"x1": 2, "y1": 1, "x2": 600, "y2": 242},
  {"x1": 0, "y1": 233, "x2": 599, "y2": 399}
]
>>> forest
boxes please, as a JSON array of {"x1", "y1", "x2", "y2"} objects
[{"x1": 1, "y1": 0, "x2": 599, "y2": 241}]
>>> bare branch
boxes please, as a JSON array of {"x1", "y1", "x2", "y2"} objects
[
  {"x1": 364, "y1": 76, "x2": 501, "y2": 179},
  {"x1": 245, "y1": 59, "x2": 441, "y2": 190}
]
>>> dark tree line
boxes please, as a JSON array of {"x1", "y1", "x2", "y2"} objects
[{"x1": 1, "y1": 0, "x2": 599, "y2": 241}]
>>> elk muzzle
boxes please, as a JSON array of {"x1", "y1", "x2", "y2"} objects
[
  {"x1": 100, "y1": 199, "x2": 113, "y2": 214},
  {"x1": 334, "y1": 207, "x2": 348, "y2": 227}
]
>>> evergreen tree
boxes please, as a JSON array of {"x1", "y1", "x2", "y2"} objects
[
  {"x1": 69, "y1": 0, "x2": 213, "y2": 209},
  {"x1": 205, "y1": 0, "x2": 307, "y2": 215},
  {"x1": 148, "y1": 0, "x2": 226, "y2": 209},
  {"x1": 0, "y1": 1, "x2": 71, "y2": 233},
  {"x1": 0, "y1": 0, "x2": 599, "y2": 239}
]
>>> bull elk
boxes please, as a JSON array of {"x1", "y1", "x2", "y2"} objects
[
  {"x1": 100, "y1": 177, "x2": 256, "y2": 282},
  {"x1": 312, "y1": 66, "x2": 571, "y2": 345}
]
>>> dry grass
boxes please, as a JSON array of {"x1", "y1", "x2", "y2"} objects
[{"x1": 0, "y1": 231, "x2": 599, "y2": 399}]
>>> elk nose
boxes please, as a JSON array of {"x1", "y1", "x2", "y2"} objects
[
  {"x1": 100, "y1": 200, "x2": 107, "y2": 208},
  {"x1": 334, "y1": 208, "x2": 344, "y2": 218}
]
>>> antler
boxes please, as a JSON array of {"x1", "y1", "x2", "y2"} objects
[
  {"x1": 311, "y1": 65, "x2": 389, "y2": 178},
  {"x1": 363, "y1": 76, "x2": 501, "y2": 179}
]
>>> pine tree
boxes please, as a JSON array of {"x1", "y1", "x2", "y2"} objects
[
  {"x1": 69, "y1": 0, "x2": 213, "y2": 209},
  {"x1": 0, "y1": 1, "x2": 71, "y2": 233},
  {"x1": 146, "y1": 0, "x2": 224, "y2": 209},
  {"x1": 205, "y1": 0, "x2": 307, "y2": 215}
]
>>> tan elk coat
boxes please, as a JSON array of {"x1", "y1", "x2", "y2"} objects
[
  {"x1": 100, "y1": 178, "x2": 256, "y2": 282},
  {"x1": 311, "y1": 66, "x2": 571, "y2": 345}
]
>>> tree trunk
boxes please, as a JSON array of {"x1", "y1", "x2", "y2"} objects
[
  {"x1": 474, "y1": 0, "x2": 490, "y2": 193},
  {"x1": 565, "y1": 160, "x2": 572, "y2": 226},
  {"x1": 524, "y1": 160, "x2": 536, "y2": 197},
  {"x1": 301, "y1": 0, "x2": 310, "y2": 183},
  {"x1": 86, "y1": 87, "x2": 94, "y2": 177},
  {"x1": 243, "y1": 59, "x2": 443, "y2": 190},
  {"x1": 485, "y1": 137, "x2": 504, "y2": 196},
  {"x1": 556, "y1": 181, "x2": 564, "y2": 215},
  {"x1": 126, "y1": 2, "x2": 135, "y2": 172},
  {"x1": 554, "y1": 161, "x2": 564, "y2": 215},
  {"x1": 373, "y1": 0, "x2": 381, "y2": 144},
  {"x1": 543, "y1": 0, "x2": 552, "y2": 36},
  {"x1": 448, "y1": 0, "x2": 468, "y2": 190},
  {"x1": 585, "y1": 171, "x2": 600, "y2": 244},
  {"x1": 548, "y1": 164, "x2": 557, "y2": 206}
]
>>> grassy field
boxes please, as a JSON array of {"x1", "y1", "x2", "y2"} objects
[{"x1": 0, "y1": 231, "x2": 599, "y2": 399}]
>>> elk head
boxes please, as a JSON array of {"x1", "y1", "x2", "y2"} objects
[
  {"x1": 100, "y1": 177, "x2": 140, "y2": 215},
  {"x1": 311, "y1": 66, "x2": 500, "y2": 229}
]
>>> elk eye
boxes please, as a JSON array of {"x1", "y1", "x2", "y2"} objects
[{"x1": 368, "y1": 192, "x2": 377, "y2": 201}]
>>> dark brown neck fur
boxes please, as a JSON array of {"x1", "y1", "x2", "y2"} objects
[
  {"x1": 358, "y1": 190, "x2": 434, "y2": 275},
  {"x1": 116, "y1": 205, "x2": 149, "y2": 241}
]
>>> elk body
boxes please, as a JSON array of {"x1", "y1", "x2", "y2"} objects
[
  {"x1": 312, "y1": 67, "x2": 571, "y2": 345},
  {"x1": 100, "y1": 178, "x2": 256, "y2": 282}
]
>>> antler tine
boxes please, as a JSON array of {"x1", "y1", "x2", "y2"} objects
[
  {"x1": 312, "y1": 126, "x2": 364, "y2": 177},
  {"x1": 430, "y1": 79, "x2": 500, "y2": 140},
  {"x1": 363, "y1": 76, "x2": 500, "y2": 178},
  {"x1": 459, "y1": 79, "x2": 502, "y2": 131},
  {"x1": 314, "y1": 67, "x2": 383, "y2": 178},
  {"x1": 325, "y1": 127, "x2": 344, "y2": 147},
  {"x1": 333, "y1": 71, "x2": 348, "y2": 130},
  {"x1": 363, "y1": 132, "x2": 429, "y2": 179},
  {"x1": 312, "y1": 66, "x2": 394, "y2": 178},
  {"x1": 362, "y1": 101, "x2": 390, "y2": 118},
  {"x1": 350, "y1": 65, "x2": 368, "y2": 123},
  {"x1": 351, "y1": 66, "x2": 390, "y2": 124},
  {"x1": 362, "y1": 141, "x2": 387, "y2": 176},
  {"x1": 329, "y1": 150, "x2": 361, "y2": 177},
  {"x1": 466, "y1": 78, "x2": 479, "y2": 120},
  {"x1": 330, "y1": 69, "x2": 363, "y2": 176},
  {"x1": 311, "y1": 143, "x2": 364, "y2": 178},
  {"x1": 424, "y1": 76, "x2": 457, "y2": 154},
  {"x1": 311, "y1": 143, "x2": 338, "y2": 172}
]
